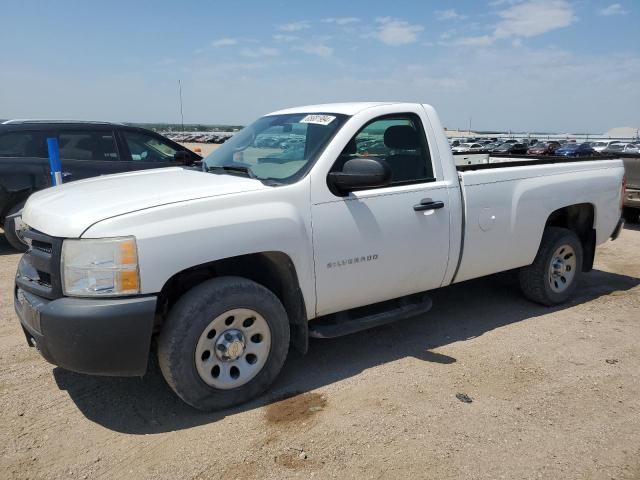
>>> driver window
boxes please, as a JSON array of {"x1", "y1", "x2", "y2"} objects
[
  {"x1": 123, "y1": 131, "x2": 178, "y2": 162},
  {"x1": 333, "y1": 115, "x2": 434, "y2": 185}
]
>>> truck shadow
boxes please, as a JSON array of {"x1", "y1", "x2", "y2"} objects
[{"x1": 53, "y1": 268, "x2": 640, "y2": 434}]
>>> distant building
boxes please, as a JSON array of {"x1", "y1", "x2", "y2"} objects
[{"x1": 605, "y1": 127, "x2": 639, "y2": 139}]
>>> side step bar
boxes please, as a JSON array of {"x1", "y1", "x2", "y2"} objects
[{"x1": 308, "y1": 293, "x2": 433, "y2": 339}]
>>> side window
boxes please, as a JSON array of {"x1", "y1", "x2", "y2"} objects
[
  {"x1": 122, "y1": 131, "x2": 178, "y2": 162},
  {"x1": 0, "y1": 132, "x2": 47, "y2": 158},
  {"x1": 333, "y1": 115, "x2": 434, "y2": 185},
  {"x1": 59, "y1": 131, "x2": 120, "y2": 161}
]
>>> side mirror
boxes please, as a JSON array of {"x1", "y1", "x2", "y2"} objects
[
  {"x1": 175, "y1": 150, "x2": 195, "y2": 166},
  {"x1": 327, "y1": 157, "x2": 392, "y2": 194}
]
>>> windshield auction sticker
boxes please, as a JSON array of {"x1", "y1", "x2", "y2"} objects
[{"x1": 300, "y1": 114, "x2": 336, "y2": 125}]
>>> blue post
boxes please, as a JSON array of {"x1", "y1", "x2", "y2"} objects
[{"x1": 47, "y1": 138, "x2": 62, "y2": 186}]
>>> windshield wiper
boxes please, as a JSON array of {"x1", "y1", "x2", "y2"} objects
[
  {"x1": 207, "y1": 165, "x2": 256, "y2": 179},
  {"x1": 207, "y1": 165, "x2": 285, "y2": 186}
]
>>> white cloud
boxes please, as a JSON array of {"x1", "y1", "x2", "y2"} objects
[
  {"x1": 155, "y1": 57, "x2": 176, "y2": 66},
  {"x1": 375, "y1": 17, "x2": 424, "y2": 45},
  {"x1": 211, "y1": 38, "x2": 238, "y2": 47},
  {"x1": 273, "y1": 34, "x2": 298, "y2": 43},
  {"x1": 322, "y1": 17, "x2": 361, "y2": 25},
  {"x1": 295, "y1": 44, "x2": 334, "y2": 57},
  {"x1": 277, "y1": 21, "x2": 310, "y2": 32},
  {"x1": 598, "y1": 3, "x2": 628, "y2": 16},
  {"x1": 453, "y1": 35, "x2": 495, "y2": 46},
  {"x1": 488, "y1": 0, "x2": 522, "y2": 6},
  {"x1": 494, "y1": 0, "x2": 576, "y2": 38},
  {"x1": 240, "y1": 47, "x2": 280, "y2": 58},
  {"x1": 454, "y1": 0, "x2": 575, "y2": 46},
  {"x1": 435, "y1": 9, "x2": 466, "y2": 21}
]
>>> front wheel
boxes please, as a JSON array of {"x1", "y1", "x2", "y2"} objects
[
  {"x1": 519, "y1": 227, "x2": 583, "y2": 306},
  {"x1": 157, "y1": 276, "x2": 290, "y2": 411}
]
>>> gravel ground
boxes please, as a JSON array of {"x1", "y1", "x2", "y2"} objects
[
  {"x1": 180, "y1": 142, "x2": 220, "y2": 157},
  {"x1": 0, "y1": 225, "x2": 639, "y2": 480}
]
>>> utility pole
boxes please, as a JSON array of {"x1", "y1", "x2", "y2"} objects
[
  {"x1": 469, "y1": 117, "x2": 472, "y2": 135},
  {"x1": 179, "y1": 79, "x2": 185, "y2": 132}
]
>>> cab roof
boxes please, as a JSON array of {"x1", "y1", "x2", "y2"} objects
[{"x1": 267, "y1": 102, "x2": 407, "y2": 116}]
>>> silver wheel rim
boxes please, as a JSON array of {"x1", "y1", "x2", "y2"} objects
[
  {"x1": 548, "y1": 244, "x2": 577, "y2": 293},
  {"x1": 194, "y1": 308, "x2": 271, "y2": 390}
]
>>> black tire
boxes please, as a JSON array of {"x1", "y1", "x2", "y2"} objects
[
  {"x1": 3, "y1": 202, "x2": 28, "y2": 252},
  {"x1": 519, "y1": 227, "x2": 583, "y2": 306},
  {"x1": 623, "y1": 207, "x2": 640, "y2": 224},
  {"x1": 157, "y1": 276, "x2": 290, "y2": 411}
]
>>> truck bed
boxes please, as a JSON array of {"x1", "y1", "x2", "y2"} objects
[
  {"x1": 453, "y1": 157, "x2": 624, "y2": 284},
  {"x1": 454, "y1": 153, "x2": 622, "y2": 171}
]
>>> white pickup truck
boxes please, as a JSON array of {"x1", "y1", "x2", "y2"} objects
[{"x1": 15, "y1": 102, "x2": 625, "y2": 410}]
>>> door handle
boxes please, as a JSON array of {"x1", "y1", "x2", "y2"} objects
[{"x1": 413, "y1": 198, "x2": 445, "y2": 211}]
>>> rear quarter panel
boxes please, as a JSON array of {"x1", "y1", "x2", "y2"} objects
[
  {"x1": 455, "y1": 160, "x2": 623, "y2": 283},
  {"x1": 622, "y1": 154, "x2": 640, "y2": 189}
]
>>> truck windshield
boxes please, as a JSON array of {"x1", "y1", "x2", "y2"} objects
[{"x1": 203, "y1": 113, "x2": 349, "y2": 184}]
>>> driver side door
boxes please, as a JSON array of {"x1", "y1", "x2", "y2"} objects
[{"x1": 311, "y1": 114, "x2": 452, "y2": 316}]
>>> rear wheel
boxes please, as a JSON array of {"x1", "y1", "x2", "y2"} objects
[
  {"x1": 157, "y1": 276, "x2": 290, "y2": 411},
  {"x1": 519, "y1": 227, "x2": 583, "y2": 306},
  {"x1": 3, "y1": 202, "x2": 28, "y2": 252}
]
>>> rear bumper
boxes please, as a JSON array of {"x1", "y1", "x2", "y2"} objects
[
  {"x1": 15, "y1": 287, "x2": 157, "y2": 376},
  {"x1": 624, "y1": 188, "x2": 640, "y2": 209},
  {"x1": 611, "y1": 217, "x2": 624, "y2": 241}
]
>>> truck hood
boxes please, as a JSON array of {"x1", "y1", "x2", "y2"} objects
[{"x1": 22, "y1": 167, "x2": 267, "y2": 238}]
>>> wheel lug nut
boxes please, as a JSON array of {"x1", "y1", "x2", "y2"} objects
[{"x1": 225, "y1": 333, "x2": 233, "y2": 341}]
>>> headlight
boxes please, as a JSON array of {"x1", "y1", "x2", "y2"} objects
[{"x1": 61, "y1": 237, "x2": 140, "y2": 297}]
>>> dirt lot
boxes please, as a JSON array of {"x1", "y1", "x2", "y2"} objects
[
  {"x1": 180, "y1": 142, "x2": 220, "y2": 157},
  {"x1": 1, "y1": 225, "x2": 639, "y2": 480}
]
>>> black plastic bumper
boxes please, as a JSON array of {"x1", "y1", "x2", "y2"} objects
[
  {"x1": 15, "y1": 288, "x2": 157, "y2": 376},
  {"x1": 611, "y1": 217, "x2": 624, "y2": 241}
]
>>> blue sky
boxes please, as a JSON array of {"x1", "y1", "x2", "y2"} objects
[{"x1": 1, "y1": 0, "x2": 638, "y2": 132}]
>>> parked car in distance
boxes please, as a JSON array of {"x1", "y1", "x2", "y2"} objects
[
  {"x1": 591, "y1": 140, "x2": 621, "y2": 153},
  {"x1": 483, "y1": 141, "x2": 504, "y2": 151},
  {"x1": 554, "y1": 142, "x2": 598, "y2": 157},
  {"x1": 604, "y1": 142, "x2": 640, "y2": 154},
  {"x1": 527, "y1": 141, "x2": 561, "y2": 155},
  {"x1": 491, "y1": 142, "x2": 528, "y2": 154},
  {"x1": 0, "y1": 120, "x2": 202, "y2": 251},
  {"x1": 629, "y1": 144, "x2": 640, "y2": 153},
  {"x1": 451, "y1": 142, "x2": 484, "y2": 153}
]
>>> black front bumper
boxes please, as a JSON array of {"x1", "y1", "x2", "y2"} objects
[{"x1": 15, "y1": 287, "x2": 157, "y2": 376}]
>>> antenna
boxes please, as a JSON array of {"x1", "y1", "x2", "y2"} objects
[{"x1": 179, "y1": 79, "x2": 185, "y2": 132}]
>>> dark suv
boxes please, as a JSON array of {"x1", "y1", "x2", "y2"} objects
[{"x1": 0, "y1": 120, "x2": 201, "y2": 251}]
